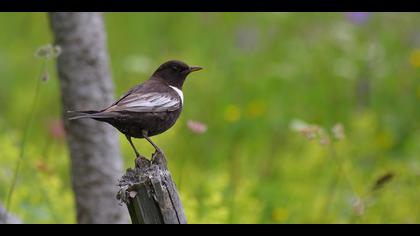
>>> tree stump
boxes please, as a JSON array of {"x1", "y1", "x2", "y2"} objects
[{"x1": 117, "y1": 152, "x2": 187, "y2": 224}]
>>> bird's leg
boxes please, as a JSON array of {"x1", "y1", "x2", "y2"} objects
[
  {"x1": 126, "y1": 135, "x2": 149, "y2": 168},
  {"x1": 125, "y1": 135, "x2": 140, "y2": 157},
  {"x1": 142, "y1": 131, "x2": 162, "y2": 154},
  {"x1": 142, "y1": 131, "x2": 167, "y2": 168}
]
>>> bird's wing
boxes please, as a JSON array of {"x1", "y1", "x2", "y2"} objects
[
  {"x1": 106, "y1": 91, "x2": 181, "y2": 113},
  {"x1": 109, "y1": 85, "x2": 139, "y2": 107}
]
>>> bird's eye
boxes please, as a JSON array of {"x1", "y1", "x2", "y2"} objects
[{"x1": 172, "y1": 66, "x2": 179, "y2": 71}]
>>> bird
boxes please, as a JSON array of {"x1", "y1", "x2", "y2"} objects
[{"x1": 68, "y1": 60, "x2": 203, "y2": 157}]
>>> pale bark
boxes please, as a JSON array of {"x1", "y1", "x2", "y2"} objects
[
  {"x1": 49, "y1": 12, "x2": 128, "y2": 224},
  {"x1": 0, "y1": 203, "x2": 22, "y2": 224}
]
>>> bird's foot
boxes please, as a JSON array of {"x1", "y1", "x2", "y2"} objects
[
  {"x1": 135, "y1": 154, "x2": 150, "y2": 169},
  {"x1": 155, "y1": 147, "x2": 163, "y2": 155},
  {"x1": 152, "y1": 149, "x2": 168, "y2": 169}
]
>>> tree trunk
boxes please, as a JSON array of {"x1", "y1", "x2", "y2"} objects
[
  {"x1": 0, "y1": 203, "x2": 22, "y2": 224},
  {"x1": 49, "y1": 12, "x2": 128, "y2": 224}
]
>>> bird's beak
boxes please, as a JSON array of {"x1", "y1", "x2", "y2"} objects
[{"x1": 188, "y1": 66, "x2": 203, "y2": 73}]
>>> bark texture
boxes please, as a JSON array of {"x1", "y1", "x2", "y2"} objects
[
  {"x1": 0, "y1": 203, "x2": 22, "y2": 224},
  {"x1": 49, "y1": 12, "x2": 128, "y2": 224}
]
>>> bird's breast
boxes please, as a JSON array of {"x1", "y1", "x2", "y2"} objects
[{"x1": 169, "y1": 85, "x2": 184, "y2": 105}]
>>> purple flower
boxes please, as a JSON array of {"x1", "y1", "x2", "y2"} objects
[
  {"x1": 187, "y1": 120, "x2": 207, "y2": 134},
  {"x1": 48, "y1": 118, "x2": 66, "y2": 140},
  {"x1": 345, "y1": 12, "x2": 371, "y2": 25}
]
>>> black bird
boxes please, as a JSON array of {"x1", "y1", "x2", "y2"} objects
[{"x1": 69, "y1": 60, "x2": 202, "y2": 157}]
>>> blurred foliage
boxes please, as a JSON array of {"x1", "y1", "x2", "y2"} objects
[{"x1": 0, "y1": 12, "x2": 419, "y2": 223}]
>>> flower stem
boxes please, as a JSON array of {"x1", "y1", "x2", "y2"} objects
[{"x1": 4, "y1": 59, "x2": 46, "y2": 221}]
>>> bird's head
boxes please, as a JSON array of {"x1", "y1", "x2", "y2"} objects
[{"x1": 152, "y1": 60, "x2": 202, "y2": 89}]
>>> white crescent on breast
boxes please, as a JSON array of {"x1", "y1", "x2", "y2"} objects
[{"x1": 169, "y1": 85, "x2": 184, "y2": 105}]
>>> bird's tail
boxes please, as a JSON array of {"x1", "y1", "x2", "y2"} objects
[{"x1": 67, "y1": 110, "x2": 103, "y2": 120}]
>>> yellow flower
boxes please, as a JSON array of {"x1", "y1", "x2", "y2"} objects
[
  {"x1": 272, "y1": 207, "x2": 289, "y2": 223},
  {"x1": 246, "y1": 100, "x2": 266, "y2": 118},
  {"x1": 224, "y1": 105, "x2": 241, "y2": 123},
  {"x1": 375, "y1": 130, "x2": 395, "y2": 150},
  {"x1": 409, "y1": 49, "x2": 420, "y2": 68}
]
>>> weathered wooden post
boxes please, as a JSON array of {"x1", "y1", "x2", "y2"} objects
[{"x1": 117, "y1": 152, "x2": 187, "y2": 224}]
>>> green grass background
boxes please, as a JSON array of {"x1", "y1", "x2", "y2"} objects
[{"x1": 0, "y1": 12, "x2": 419, "y2": 223}]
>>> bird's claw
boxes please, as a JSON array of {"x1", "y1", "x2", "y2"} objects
[
  {"x1": 135, "y1": 155, "x2": 150, "y2": 169},
  {"x1": 152, "y1": 149, "x2": 167, "y2": 169}
]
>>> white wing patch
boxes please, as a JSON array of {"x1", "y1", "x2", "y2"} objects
[
  {"x1": 169, "y1": 86, "x2": 184, "y2": 105},
  {"x1": 109, "y1": 92, "x2": 181, "y2": 112}
]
